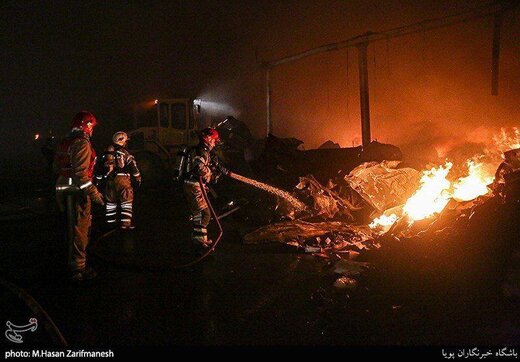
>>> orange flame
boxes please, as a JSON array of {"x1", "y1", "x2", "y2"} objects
[
  {"x1": 403, "y1": 162, "x2": 453, "y2": 221},
  {"x1": 368, "y1": 128, "x2": 517, "y2": 229},
  {"x1": 452, "y1": 160, "x2": 494, "y2": 202},
  {"x1": 369, "y1": 213, "x2": 398, "y2": 231}
]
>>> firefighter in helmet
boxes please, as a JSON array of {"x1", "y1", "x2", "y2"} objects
[
  {"x1": 183, "y1": 128, "x2": 230, "y2": 253},
  {"x1": 99, "y1": 131, "x2": 141, "y2": 229},
  {"x1": 54, "y1": 111, "x2": 104, "y2": 282}
]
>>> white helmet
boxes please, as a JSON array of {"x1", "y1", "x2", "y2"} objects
[{"x1": 112, "y1": 131, "x2": 129, "y2": 146}]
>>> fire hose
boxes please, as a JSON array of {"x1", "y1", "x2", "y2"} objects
[
  {"x1": 93, "y1": 177, "x2": 222, "y2": 270},
  {"x1": 0, "y1": 277, "x2": 68, "y2": 346},
  {"x1": 93, "y1": 171, "x2": 306, "y2": 270}
]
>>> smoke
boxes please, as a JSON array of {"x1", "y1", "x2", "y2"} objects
[
  {"x1": 196, "y1": 67, "x2": 266, "y2": 132},
  {"x1": 198, "y1": 1, "x2": 520, "y2": 154}
]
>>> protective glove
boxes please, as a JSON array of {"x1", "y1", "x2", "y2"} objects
[{"x1": 209, "y1": 154, "x2": 229, "y2": 183}]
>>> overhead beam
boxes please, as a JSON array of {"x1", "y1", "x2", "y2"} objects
[{"x1": 266, "y1": 1, "x2": 512, "y2": 68}]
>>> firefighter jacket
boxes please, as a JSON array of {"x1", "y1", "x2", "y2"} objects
[
  {"x1": 100, "y1": 144, "x2": 141, "y2": 186},
  {"x1": 54, "y1": 131, "x2": 98, "y2": 194},
  {"x1": 185, "y1": 143, "x2": 229, "y2": 185}
]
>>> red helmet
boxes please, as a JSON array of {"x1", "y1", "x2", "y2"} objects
[
  {"x1": 199, "y1": 128, "x2": 220, "y2": 142},
  {"x1": 71, "y1": 111, "x2": 97, "y2": 134}
]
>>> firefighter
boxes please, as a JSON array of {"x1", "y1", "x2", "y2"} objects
[
  {"x1": 100, "y1": 131, "x2": 141, "y2": 229},
  {"x1": 54, "y1": 111, "x2": 104, "y2": 282},
  {"x1": 183, "y1": 128, "x2": 230, "y2": 253}
]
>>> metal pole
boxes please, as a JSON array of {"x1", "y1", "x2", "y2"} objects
[
  {"x1": 357, "y1": 42, "x2": 371, "y2": 148},
  {"x1": 266, "y1": 67, "x2": 272, "y2": 136}
]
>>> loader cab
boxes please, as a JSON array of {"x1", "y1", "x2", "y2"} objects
[
  {"x1": 129, "y1": 98, "x2": 201, "y2": 154},
  {"x1": 154, "y1": 98, "x2": 200, "y2": 148},
  {"x1": 126, "y1": 98, "x2": 202, "y2": 187}
]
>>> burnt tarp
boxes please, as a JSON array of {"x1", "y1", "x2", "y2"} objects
[
  {"x1": 345, "y1": 160, "x2": 421, "y2": 213},
  {"x1": 273, "y1": 160, "x2": 417, "y2": 221}
]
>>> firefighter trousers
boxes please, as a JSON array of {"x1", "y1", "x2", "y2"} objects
[
  {"x1": 56, "y1": 183, "x2": 91, "y2": 272},
  {"x1": 183, "y1": 180, "x2": 211, "y2": 246},
  {"x1": 105, "y1": 175, "x2": 134, "y2": 227}
]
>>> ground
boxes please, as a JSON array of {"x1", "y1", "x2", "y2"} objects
[{"x1": 1, "y1": 174, "x2": 520, "y2": 350}]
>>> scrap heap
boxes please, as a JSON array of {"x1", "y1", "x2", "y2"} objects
[{"x1": 241, "y1": 128, "x2": 520, "y2": 288}]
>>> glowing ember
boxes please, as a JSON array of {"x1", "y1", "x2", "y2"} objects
[
  {"x1": 452, "y1": 160, "x2": 494, "y2": 201},
  {"x1": 403, "y1": 162, "x2": 453, "y2": 221},
  {"x1": 369, "y1": 213, "x2": 398, "y2": 230}
]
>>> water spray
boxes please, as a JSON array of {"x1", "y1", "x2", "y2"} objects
[{"x1": 228, "y1": 172, "x2": 306, "y2": 211}]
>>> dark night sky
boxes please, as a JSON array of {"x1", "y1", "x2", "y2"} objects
[{"x1": 1, "y1": 0, "x2": 519, "y2": 161}]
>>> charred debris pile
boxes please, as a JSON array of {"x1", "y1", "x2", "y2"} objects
[{"x1": 214, "y1": 121, "x2": 520, "y2": 291}]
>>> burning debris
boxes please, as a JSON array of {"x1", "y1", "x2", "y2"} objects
[
  {"x1": 402, "y1": 162, "x2": 453, "y2": 222},
  {"x1": 453, "y1": 160, "x2": 495, "y2": 202},
  {"x1": 273, "y1": 160, "x2": 421, "y2": 223},
  {"x1": 369, "y1": 214, "x2": 398, "y2": 230},
  {"x1": 240, "y1": 127, "x2": 520, "y2": 289},
  {"x1": 292, "y1": 175, "x2": 361, "y2": 220},
  {"x1": 369, "y1": 157, "x2": 500, "y2": 233},
  {"x1": 368, "y1": 127, "x2": 520, "y2": 232},
  {"x1": 345, "y1": 161, "x2": 421, "y2": 214}
]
